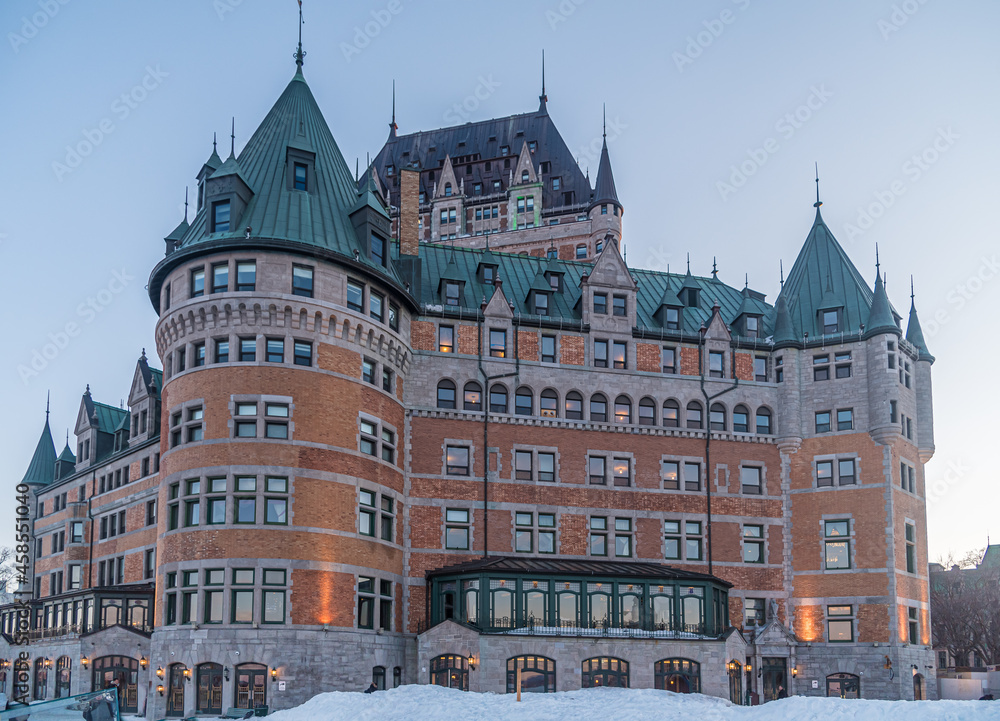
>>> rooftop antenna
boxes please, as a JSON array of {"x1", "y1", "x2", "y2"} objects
[
  {"x1": 814, "y1": 162, "x2": 822, "y2": 208},
  {"x1": 294, "y1": 0, "x2": 306, "y2": 70},
  {"x1": 230, "y1": 117, "x2": 235, "y2": 157},
  {"x1": 183, "y1": 187, "x2": 189, "y2": 223}
]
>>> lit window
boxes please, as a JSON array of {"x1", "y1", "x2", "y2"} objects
[
  {"x1": 824, "y1": 520, "x2": 851, "y2": 569},
  {"x1": 446, "y1": 446, "x2": 470, "y2": 476},
  {"x1": 489, "y1": 329, "x2": 506, "y2": 358},
  {"x1": 743, "y1": 525, "x2": 764, "y2": 563},
  {"x1": 445, "y1": 509, "x2": 470, "y2": 549},
  {"x1": 827, "y1": 605, "x2": 854, "y2": 641}
]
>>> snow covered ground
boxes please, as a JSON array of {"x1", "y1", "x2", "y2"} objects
[{"x1": 265, "y1": 685, "x2": 1000, "y2": 721}]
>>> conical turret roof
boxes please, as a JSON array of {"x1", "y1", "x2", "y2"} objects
[
  {"x1": 771, "y1": 292, "x2": 798, "y2": 348},
  {"x1": 906, "y1": 296, "x2": 933, "y2": 361},
  {"x1": 22, "y1": 414, "x2": 56, "y2": 486},
  {"x1": 590, "y1": 137, "x2": 620, "y2": 209},
  {"x1": 866, "y1": 270, "x2": 899, "y2": 337},
  {"x1": 57, "y1": 441, "x2": 76, "y2": 464}
]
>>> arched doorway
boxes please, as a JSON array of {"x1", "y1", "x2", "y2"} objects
[
  {"x1": 654, "y1": 658, "x2": 700, "y2": 693},
  {"x1": 234, "y1": 663, "x2": 267, "y2": 710},
  {"x1": 429, "y1": 654, "x2": 468, "y2": 691},
  {"x1": 728, "y1": 660, "x2": 744, "y2": 705},
  {"x1": 33, "y1": 657, "x2": 48, "y2": 700},
  {"x1": 913, "y1": 672, "x2": 925, "y2": 700},
  {"x1": 93, "y1": 655, "x2": 139, "y2": 714},
  {"x1": 506, "y1": 656, "x2": 556, "y2": 693},
  {"x1": 56, "y1": 656, "x2": 72, "y2": 698},
  {"x1": 166, "y1": 663, "x2": 186, "y2": 717},
  {"x1": 826, "y1": 672, "x2": 860, "y2": 699},
  {"x1": 197, "y1": 662, "x2": 224, "y2": 715}
]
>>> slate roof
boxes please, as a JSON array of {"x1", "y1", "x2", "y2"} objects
[
  {"x1": 591, "y1": 136, "x2": 620, "y2": 209},
  {"x1": 427, "y1": 555, "x2": 731, "y2": 586},
  {"x1": 416, "y1": 243, "x2": 772, "y2": 339},
  {"x1": 21, "y1": 416, "x2": 56, "y2": 486},
  {"x1": 371, "y1": 107, "x2": 595, "y2": 214}
]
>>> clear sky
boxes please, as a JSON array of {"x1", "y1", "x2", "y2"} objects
[{"x1": 1, "y1": 1, "x2": 997, "y2": 562}]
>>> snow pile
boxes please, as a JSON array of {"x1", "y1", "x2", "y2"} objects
[{"x1": 267, "y1": 684, "x2": 1000, "y2": 721}]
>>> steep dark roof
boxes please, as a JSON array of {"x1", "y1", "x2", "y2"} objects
[
  {"x1": 427, "y1": 555, "x2": 732, "y2": 586},
  {"x1": 590, "y1": 137, "x2": 620, "y2": 209},
  {"x1": 22, "y1": 416, "x2": 56, "y2": 486},
  {"x1": 372, "y1": 107, "x2": 593, "y2": 214}
]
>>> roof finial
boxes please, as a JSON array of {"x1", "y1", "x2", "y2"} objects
[
  {"x1": 46, "y1": 390, "x2": 50, "y2": 420},
  {"x1": 780, "y1": 259, "x2": 785, "y2": 288},
  {"x1": 712, "y1": 256, "x2": 718, "y2": 278},
  {"x1": 910, "y1": 275, "x2": 915, "y2": 302},
  {"x1": 355, "y1": 157, "x2": 359, "y2": 183},
  {"x1": 539, "y1": 49, "x2": 548, "y2": 108},
  {"x1": 875, "y1": 242, "x2": 880, "y2": 274},
  {"x1": 230, "y1": 117, "x2": 235, "y2": 157},
  {"x1": 294, "y1": 0, "x2": 306, "y2": 70},
  {"x1": 686, "y1": 252, "x2": 690, "y2": 273},
  {"x1": 745, "y1": 273, "x2": 749, "y2": 290},
  {"x1": 814, "y1": 162, "x2": 822, "y2": 208},
  {"x1": 183, "y1": 186, "x2": 189, "y2": 223},
  {"x1": 212, "y1": 132, "x2": 217, "y2": 154},
  {"x1": 389, "y1": 79, "x2": 398, "y2": 136},
  {"x1": 602, "y1": 103, "x2": 607, "y2": 139}
]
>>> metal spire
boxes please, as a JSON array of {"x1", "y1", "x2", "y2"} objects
[
  {"x1": 294, "y1": 0, "x2": 306, "y2": 70},
  {"x1": 910, "y1": 275, "x2": 915, "y2": 302},
  {"x1": 46, "y1": 390, "x2": 50, "y2": 421},
  {"x1": 814, "y1": 162, "x2": 822, "y2": 208},
  {"x1": 183, "y1": 187, "x2": 189, "y2": 223},
  {"x1": 875, "y1": 243, "x2": 880, "y2": 274},
  {"x1": 539, "y1": 49, "x2": 547, "y2": 107},
  {"x1": 212, "y1": 132, "x2": 217, "y2": 154},
  {"x1": 780, "y1": 259, "x2": 785, "y2": 288},
  {"x1": 230, "y1": 117, "x2": 235, "y2": 157},
  {"x1": 602, "y1": 103, "x2": 607, "y2": 139},
  {"x1": 389, "y1": 79, "x2": 398, "y2": 135},
  {"x1": 712, "y1": 256, "x2": 718, "y2": 278},
  {"x1": 686, "y1": 252, "x2": 690, "y2": 273}
]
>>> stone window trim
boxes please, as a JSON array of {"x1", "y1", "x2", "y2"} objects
[
  {"x1": 358, "y1": 413, "x2": 399, "y2": 467},
  {"x1": 167, "y1": 398, "x2": 206, "y2": 451},
  {"x1": 899, "y1": 458, "x2": 918, "y2": 495},
  {"x1": 820, "y1": 514, "x2": 856, "y2": 573},
  {"x1": 812, "y1": 453, "x2": 861, "y2": 489},
  {"x1": 587, "y1": 450, "x2": 636, "y2": 488},
  {"x1": 510, "y1": 444, "x2": 559, "y2": 484},
  {"x1": 442, "y1": 439, "x2": 476, "y2": 477},
  {"x1": 162, "y1": 562, "x2": 289, "y2": 628},
  {"x1": 357, "y1": 486, "x2": 401, "y2": 546},
  {"x1": 660, "y1": 454, "x2": 706, "y2": 493},
  {"x1": 442, "y1": 505, "x2": 475, "y2": 551},
  {"x1": 903, "y1": 516, "x2": 920, "y2": 577},
  {"x1": 825, "y1": 603, "x2": 856, "y2": 643},
  {"x1": 738, "y1": 464, "x2": 767, "y2": 496},
  {"x1": 228, "y1": 394, "x2": 294, "y2": 441},
  {"x1": 662, "y1": 516, "x2": 706, "y2": 562},
  {"x1": 740, "y1": 523, "x2": 769, "y2": 565},
  {"x1": 511, "y1": 510, "x2": 558, "y2": 554},
  {"x1": 163, "y1": 472, "x2": 292, "y2": 533}
]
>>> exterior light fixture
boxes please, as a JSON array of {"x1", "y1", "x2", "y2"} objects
[
  {"x1": 81, "y1": 657, "x2": 89, "y2": 668},
  {"x1": 468, "y1": 656, "x2": 477, "y2": 671},
  {"x1": 791, "y1": 668, "x2": 798, "y2": 678},
  {"x1": 139, "y1": 656, "x2": 147, "y2": 669},
  {"x1": 224, "y1": 666, "x2": 230, "y2": 681},
  {"x1": 156, "y1": 667, "x2": 164, "y2": 678},
  {"x1": 183, "y1": 668, "x2": 192, "y2": 680},
  {"x1": 157, "y1": 684, "x2": 165, "y2": 696},
  {"x1": 44, "y1": 658, "x2": 52, "y2": 668},
  {"x1": 270, "y1": 668, "x2": 278, "y2": 680}
]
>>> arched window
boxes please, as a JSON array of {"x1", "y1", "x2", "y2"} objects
[
  {"x1": 430, "y1": 654, "x2": 468, "y2": 691},
  {"x1": 638, "y1": 397, "x2": 656, "y2": 425},
  {"x1": 55, "y1": 656, "x2": 71, "y2": 699},
  {"x1": 565, "y1": 391, "x2": 583, "y2": 420},
  {"x1": 663, "y1": 399, "x2": 680, "y2": 428},
  {"x1": 614, "y1": 395, "x2": 632, "y2": 424},
  {"x1": 489, "y1": 384, "x2": 508, "y2": 413},
  {"x1": 590, "y1": 394, "x2": 608, "y2": 422},
  {"x1": 733, "y1": 405, "x2": 750, "y2": 433},
  {"x1": 444, "y1": 182, "x2": 452, "y2": 197},
  {"x1": 686, "y1": 401, "x2": 703, "y2": 429},
  {"x1": 437, "y1": 379, "x2": 456, "y2": 409},
  {"x1": 506, "y1": 656, "x2": 556, "y2": 694},
  {"x1": 33, "y1": 657, "x2": 47, "y2": 700},
  {"x1": 826, "y1": 672, "x2": 860, "y2": 699},
  {"x1": 654, "y1": 658, "x2": 700, "y2": 694},
  {"x1": 540, "y1": 389, "x2": 558, "y2": 417},
  {"x1": 581, "y1": 657, "x2": 629, "y2": 688},
  {"x1": 756, "y1": 407, "x2": 773, "y2": 434},
  {"x1": 515, "y1": 387, "x2": 533, "y2": 416},
  {"x1": 196, "y1": 662, "x2": 224, "y2": 715},
  {"x1": 463, "y1": 382, "x2": 482, "y2": 411},
  {"x1": 372, "y1": 666, "x2": 386, "y2": 690},
  {"x1": 710, "y1": 403, "x2": 727, "y2": 431}
]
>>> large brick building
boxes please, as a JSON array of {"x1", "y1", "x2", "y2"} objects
[{"x1": 2, "y1": 48, "x2": 938, "y2": 716}]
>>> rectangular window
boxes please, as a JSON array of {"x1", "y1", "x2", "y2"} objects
[
  {"x1": 905, "y1": 523, "x2": 916, "y2": 573},
  {"x1": 817, "y1": 460, "x2": 833, "y2": 487},
  {"x1": 614, "y1": 517, "x2": 632, "y2": 557},
  {"x1": 359, "y1": 489, "x2": 376, "y2": 537},
  {"x1": 838, "y1": 458, "x2": 856, "y2": 485},
  {"x1": 444, "y1": 282, "x2": 460, "y2": 306},
  {"x1": 743, "y1": 524, "x2": 764, "y2": 563},
  {"x1": 662, "y1": 460, "x2": 679, "y2": 490},
  {"x1": 515, "y1": 512, "x2": 533, "y2": 553},
  {"x1": 370, "y1": 291, "x2": 384, "y2": 322},
  {"x1": 379, "y1": 496, "x2": 395, "y2": 541},
  {"x1": 184, "y1": 499, "x2": 200, "y2": 527},
  {"x1": 663, "y1": 520, "x2": 681, "y2": 560},
  {"x1": 541, "y1": 334, "x2": 556, "y2": 363},
  {"x1": 744, "y1": 598, "x2": 765, "y2": 628},
  {"x1": 589, "y1": 516, "x2": 607, "y2": 556},
  {"x1": 235, "y1": 497, "x2": 256, "y2": 524},
  {"x1": 234, "y1": 261, "x2": 256, "y2": 291},
  {"x1": 709, "y1": 351, "x2": 724, "y2": 378},
  {"x1": 445, "y1": 509, "x2": 470, "y2": 550},
  {"x1": 662, "y1": 346, "x2": 677, "y2": 374},
  {"x1": 828, "y1": 604, "x2": 854, "y2": 642},
  {"x1": 823, "y1": 310, "x2": 840, "y2": 334},
  {"x1": 665, "y1": 307, "x2": 680, "y2": 330},
  {"x1": 594, "y1": 339, "x2": 608, "y2": 368},
  {"x1": 446, "y1": 446, "x2": 470, "y2": 476},
  {"x1": 685, "y1": 521, "x2": 703, "y2": 560},
  {"x1": 538, "y1": 452, "x2": 555, "y2": 482},
  {"x1": 293, "y1": 162, "x2": 308, "y2": 190},
  {"x1": 815, "y1": 411, "x2": 831, "y2": 433},
  {"x1": 515, "y1": 450, "x2": 533, "y2": 481},
  {"x1": 837, "y1": 408, "x2": 854, "y2": 431},
  {"x1": 206, "y1": 496, "x2": 226, "y2": 525},
  {"x1": 239, "y1": 337, "x2": 256, "y2": 362},
  {"x1": 439, "y1": 325, "x2": 454, "y2": 353},
  {"x1": 824, "y1": 520, "x2": 851, "y2": 569},
  {"x1": 211, "y1": 201, "x2": 230, "y2": 233},
  {"x1": 741, "y1": 466, "x2": 762, "y2": 495},
  {"x1": 292, "y1": 265, "x2": 314, "y2": 297},
  {"x1": 612, "y1": 295, "x2": 627, "y2": 317},
  {"x1": 612, "y1": 341, "x2": 627, "y2": 369},
  {"x1": 489, "y1": 329, "x2": 506, "y2": 358},
  {"x1": 612, "y1": 458, "x2": 630, "y2": 487},
  {"x1": 908, "y1": 606, "x2": 919, "y2": 644},
  {"x1": 347, "y1": 280, "x2": 364, "y2": 313},
  {"x1": 211, "y1": 262, "x2": 228, "y2": 293},
  {"x1": 684, "y1": 462, "x2": 701, "y2": 492},
  {"x1": 835, "y1": 351, "x2": 852, "y2": 378},
  {"x1": 754, "y1": 356, "x2": 767, "y2": 381},
  {"x1": 593, "y1": 293, "x2": 607, "y2": 315},
  {"x1": 588, "y1": 456, "x2": 606, "y2": 485},
  {"x1": 266, "y1": 338, "x2": 284, "y2": 363},
  {"x1": 214, "y1": 338, "x2": 230, "y2": 363},
  {"x1": 814, "y1": 354, "x2": 830, "y2": 381}
]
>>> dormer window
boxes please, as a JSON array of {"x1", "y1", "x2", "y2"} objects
[
  {"x1": 546, "y1": 273, "x2": 561, "y2": 292},
  {"x1": 473, "y1": 183, "x2": 482, "y2": 195},
  {"x1": 386, "y1": 165, "x2": 394, "y2": 176},
  {"x1": 528, "y1": 141, "x2": 537, "y2": 152},
  {"x1": 501, "y1": 145, "x2": 510, "y2": 156},
  {"x1": 745, "y1": 316, "x2": 760, "y2": 338},
  {"x1": 533, "y1": 292, "x2": 549, "y2": 316},
  {"x1": 444, "y1": 282, "x2": 461, "y2": 306},
  {"x1": 521, "y1": 170, "x2": 529, "y2": 183},
  {"x1": 479, "y1": 264, "x2": 496, "y2": 285},
  {"x1": 211, "y1": 200, "x2": 231, "y2": 233},
  {"x1": 493, "y1": 180, "x2": 502, "y2": 192},
  {"x1": 682, "y1": 288, "x2": 699, "y2": 308},
  {"x1": 293, "y1": 163, "x2": 308, "y2": 191},
  {"x1": 445, "y1": 183, "x2": 452, "y2": 197},
  {"x1": 552, "y1": 177, "x2": 561, "y2": 191},
  {"x1": 371, "y1": 233, "x2": 386, "y2": 267},
  {"x1": 665, "y1": 307, "x2": 680, "y2": 331},
  {"x1": 822, "y1": 309, "x2": 840, "y2": 334}
]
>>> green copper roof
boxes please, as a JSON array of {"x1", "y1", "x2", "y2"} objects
[
  {"x1": 783, "y1": 208, "x2": 882, "y2": 338},
  {"x1": 164, "y1": 218, "x2": 189, "y2": 242},
  {"x1": 90, "y1": 401, "x2": 128, "y2": 433},
  {"x1": 209, "y1": 152, "x2": 252, "y2": 186},
  {"x1": 771, "y1": 292, "x2": 797, "y2": 347},
  {"x1": 22, "y1": 416, "x2": 56, "y2": 486},
  {"x1": 57, "y1": 442, "x2": 76, "y2": 464},
  {"x1": 866, "y1": 270, "x2": 899, "y2": 337},
  {"x1": 906, "y1": 298, "x2": 933, "y2": 361}
]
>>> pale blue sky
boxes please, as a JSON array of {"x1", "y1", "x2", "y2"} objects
[{"x1": 2, "y1": 1, "x2": 997, "y2": 560}]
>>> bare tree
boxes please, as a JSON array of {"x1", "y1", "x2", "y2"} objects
[
  {"x1": 0, "y1": 546, "x2": 15, "y2": 593},
  {"x1": 932, "y1": 548, "x2": 1000, "y2": 667}
]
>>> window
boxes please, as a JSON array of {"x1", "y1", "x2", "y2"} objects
[
  {"x1": 236, "y1": 261, "x2": 256, "y2": 291},
  {"x1": 538, "y1": 453, "x2": 555, "y2": 482},
  {"x1": 662, "y1": 461, "x2": 680, "y2": 490},
  {"x1": 661, "y1": 346, "x2": 678, "y2": 374},
  {"x1": 357, "y1": 576, "x2": 376, "y2": 629},
  {"x1": 756, "y1": 407, "x2": 772, "y2": 434},
  {"x1": 753, "y1": 356, "x2": 767, "y2": 381},
  {"x1": 211, "y1": 200, "x2": 230, "y2": 233},
  {"x1": 838, "y1": 458, "x2": 856, "y2": 485},
  {"x1": 743, "y1": 525, "x2": 764, "y2": 563},
  {"x1": 370, "y1": 291, "x2": 384, "y2": 322},
  {"x1": 515, "y1": 387, "x2": 533, "y2": 416},
  {"x1": 446, "y1": 446, "x2": 470, "y2": 476},
  {"x1": 239, "y1": 337, "x2": 256, "y2": 362},
  {"x1": 638, "y1": 397, "x2": 656, "y2": 425},
  {"x1": 371, "y1": 233, "x2": 386, "y2": 267},
  {"x1": 837, "y1": 408, "x2": 854, "y2": 431},
  {"x1": 191, "y1": 267, "x2": 205, "y2": 297},
  {"x1": 835, "y1": 351, "x2": 852, "y2": 378},
  {"x1": 533, "y1": 292, "x2": 549, "y2": 316},
  {"x1": 900, "y1": 359, "x2": 912, "y2": 388},
  {"x1": 665, "y1": 307, "x2": 680, "y2": 330},
  {"x1": 900, "y1": 461, "x2": 916, "y2": 493},
  {"x1": 192, "y1": 342, "x2": 206, "y2": 367},
  {"x1": 612, "y1": 458, "x2": 631, "y2": 487},
  {"x1": 437, "y1": 380, "x2": 456, "y2": 409},
  {"x1": 663, "y1": 399, "x2": 680, "y2": 428},
  {"x1": 593, "y1": 293, "x2": 607, "y2": 315},
  {"x1": 576, "y1": 245, "x2": 587, "y2": 260},
  {"x1": 733, "y1": 405, "x2": 749, "y2": 433},
  {"x1": 293, "y1": 162, "x2": 308, "y2": 190},
  {"x1": 265, "y1": 338, "x2": 284, "y2": 363},
  {"x1": 741, "y1": 466, "x2": 762, "y2": 495},
  {"x1": 379, "y1": 496, "x2": 395, "y2": 541},
  {"x1": 590, "y1": 394, "x2": 608, "y2": 422},
  {"x1": 362, "y1": 357, "x2": 376, "y2": 384},
  {"x1": 905, "y1": 523, "x2": 916, "y2": 574},
  {"x1": 686, "y1": 402, "x2": 703, "y2": 429},
  {"x1": 211, "y1": 262, "x2": 229, "y2": 293},
  {"x1": 822, "y1": 309, "x2": 840, "y2": 334},
  {"x1": 438, "y1": 325, "x2": 454, "y2": 353},
  {"x1": 709, "y1": 351, "x2": 724, "y2": 378},
  {"x1": 744, "y1": 598, "x2": 765, "y2": 628},
  {"x1": 589, "y1": 517, "x2": 608, "y2": 556},
  {"x1": 612, "y1": 341, "x2": 627, "y2": 369},
  {"x1": 292, "y1": 265, "x2": 313, "y2": 297},
  {"x1": 582, "y1": 657, "x2": 628, "y2": 689},
  {"x1": 287, "y1": 340, "x2": 311, "y2": 368},
  {"x1": 614, "y1": 396, "x2": 631, "y2": 424},
  {"x1": 612, "y1": 295, "x2": 627, "y2": 317},
  {"x1": 445, "y1": 509, "x2": 470, "y2": 550},
  {"x1": 541, "y1": 335, "x2": 556, "y2": 363},
  {"x1": 814, "y1": 354, "x2": 830, "y2": 381},
  {"x1": 463, "y1": 382, "x2": 482, "y2": 411},
  {"x1": 817, "y1": 460, "x2": 833, "y2": 487},
  {"x1": 378, "y1": 581, "x2": 393, "y2": 631},
  {"x1": 614, "y1": 518, "x2": 633, "y2": 557},
  {"x1": 213, "y1": 338, "x2": 230, "y2": 363},
  {"x1": 588, "y1": 456, "x2": 607, "y2": 485},
  {"x1": 489, "y1": 384, "x2": 508, "y2": 413},
  {"x1": 709, "y1": 403, "x2": 726, "y2": 431},
  {"x1": 824, "y1": 520, "x2": 851, "y2": 569},
  {"x1": 827, "y1": 605, "x2": 854, "y2": 642},
  {"x1": 565, "y1": 391, "x2": 583, "y2": 420},
  {"x1": 685, "y1": 521, "x2": 703, "y2": 560},
  {"x1": 594, "y1": 340, "x2": 608, "y2": 368},
  {"x1": 506, "y1": 656, "x2": 556, "y2": 694},
  {"x1": 815, "y1": 411, "x2": 831, "y2": 433},
  {"x1": 683, "y1": 462, "x2": 701, "y2": 492},
  {"x1": 490, "y1": 329, "x2": 506, "y2": 358},
  {"x1": 347, "y1": 281, "x2": 364, "y2": 313},
  {"x1": 908, "y1": 606, "x2": 919, "y2": 644},
  {"x1": 514, "y1": 450, "x2": 533, "y2": 481}
]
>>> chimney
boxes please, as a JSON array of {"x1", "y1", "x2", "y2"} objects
[{"x1": 399, "y1": 166, "x2": 420, "y2": 257}]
